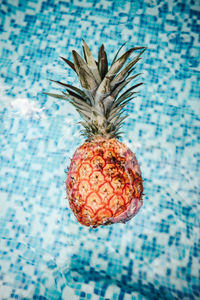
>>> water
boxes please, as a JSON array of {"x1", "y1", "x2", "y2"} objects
[{"x1": 0, "y1": 0, "x2": 200, "y2": 299}]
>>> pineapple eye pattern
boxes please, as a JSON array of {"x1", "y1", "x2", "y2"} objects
[{"x1": 66, "y1": 138, "x2": 143, "y2": 227}]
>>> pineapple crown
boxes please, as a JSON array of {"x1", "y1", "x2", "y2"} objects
[{"x1": 45, "y1": 40, "x2": 146, "y2": 140}]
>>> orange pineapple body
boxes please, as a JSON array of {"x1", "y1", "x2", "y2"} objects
[{"x1": 66, "y1": 138, "x2": 143, "y2": 227}]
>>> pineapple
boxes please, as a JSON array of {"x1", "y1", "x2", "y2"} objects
[{"x1": 46, "y1": 40, "x2": 145, "y2": 227}]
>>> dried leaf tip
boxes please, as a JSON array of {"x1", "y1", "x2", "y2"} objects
[
  {"x1": 60, "y1": 56, "x2": 76, "y2": 72},
  {"x1": 98, "y1": 44, "x2": 108, "y2": 80}
]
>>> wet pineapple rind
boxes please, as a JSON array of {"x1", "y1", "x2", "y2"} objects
[{"x1": 66, "y1": 138, "x2": 143, "y2": 227}]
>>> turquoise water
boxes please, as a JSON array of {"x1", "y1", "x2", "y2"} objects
[{"x1": 0, "y1": 0, "x2": 199, "y2": 299}]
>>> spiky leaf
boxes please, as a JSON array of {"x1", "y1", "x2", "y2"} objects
[
  {"x1": 108, "y1": 47, "x2": 145, "y2": 77},
  {"x1": 119, "y1": 82, "x2": 143, "y2": 98},
  {"x1": 111, "y1": 73, "x2": 141, "y2": 98},
  {"x1": 111, "y1": 48, "x2": 146, "y2": 85},
  {"x1": 82, "y1": 39, "x2": 101, "y2": 84},
  {"x1": 98, "y1": 44, "x2": 108, "y2": 79},
  {"x1": 110, "y1": 42, "x2": 126, "y2": 66},
  {"x1": 60, "y1": 57, "x2": 76, "y2": 72},
  {"x1": 96, "y1": 47, "x2": 144, "y2": 96},
  {"x1": 45, "y1": 41, "x2": 146, "y2": 139},
  {"x1": 43, "y1": 92, "x2": 68, "y2": 100},
  {"x1": 72, "y1": 50, "x2": 97, "y2": 91},
  {"x1": 50, "y1": 80, "x2": 88, "y2": 100}
]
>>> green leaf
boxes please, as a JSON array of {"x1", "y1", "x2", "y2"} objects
[
  {"x1": 115, "y1": 82, "x2": 142, "y2": 105},
  {"x1": 114, "y1": 91, "x2": 137, "y2": 107},
  {"x1": 76, "y1": 108, "x2": 91, "y2": 121},
  {"x1": 45, "y1": 42, "x2": 146, "y2": 140},
  {"x1": 111, "y1": 48, "x2": 146, "y2": 85},
  {"x1": 107, "y1": 105, "x2": 125, "y2": 122},
  {"x1": 70, "y1": 101, "x2": 91, "y2": 113},
  {"x1": 82, "y1": 39, "x2": 101, "y2": 84},
  {"x1": 98, "y1": 44, "x2": 108, "y2": 79},
  {"x1": 79, "y1": 121, "x2": 90, "y2": 130},
  {"x1": 70, "y1": 100, "x2": 91, "y2": 113},
  {"x1": 115, "y1": 96, "x2": 137, "y2": 109},
  {"x1": 95, "y1": 75, "x2": 111, "y2": 96},
  {"x1": 66, "y1": 88, "x2": 86, "y2": 101},
  {"x1": 96, "y1": 47, "x2": 144, "y2": 96},
  {"x1": 113, "y1": 115, "x2": 128, "y2": 127},
  {"x1": 121, "y1": 82, "x2": 143, "y2": 96},
  {"x1": 102, "y1": 95, "x2": 115, "y2": 115},
  {"x1": 60, "y1": 57, "x2": 76, "y2": 72},
  {"x1": 111, "y1": 42, "x2": 127, "y2": 66},
  {"x1": 111, "y1": 73, "x2": 141, "y2": 97},
  {"x1": 108, "y1": 111, "x2": 124, "y2": 124},
  {"x1": 43, "y1": 92, "x2": 69, "y2": 100},
  {"x1": 108, "y1": 47, "x2": 145, "y2": 77},
  {"x1": 64, "y1": 93, "x2": 92, "y2": 112},
  {"x1": 72, "y1": 50, "x2": 97, "y2": 91},
  {"x1": 50, "y1": 80, "x2": 88, "y2": 100}
]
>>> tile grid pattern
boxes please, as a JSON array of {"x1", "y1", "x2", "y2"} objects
[{"x1": 0, "y1": 0, "x2": 200, "y2": 299}]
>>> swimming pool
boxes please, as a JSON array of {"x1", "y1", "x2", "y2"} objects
[{"x1": 0, "y1": 0, "x2": 199, "y2": 299}]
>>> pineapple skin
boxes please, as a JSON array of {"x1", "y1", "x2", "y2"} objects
[{"x1": 66, "y1": 138, "x2": 143, "y2": 227}]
